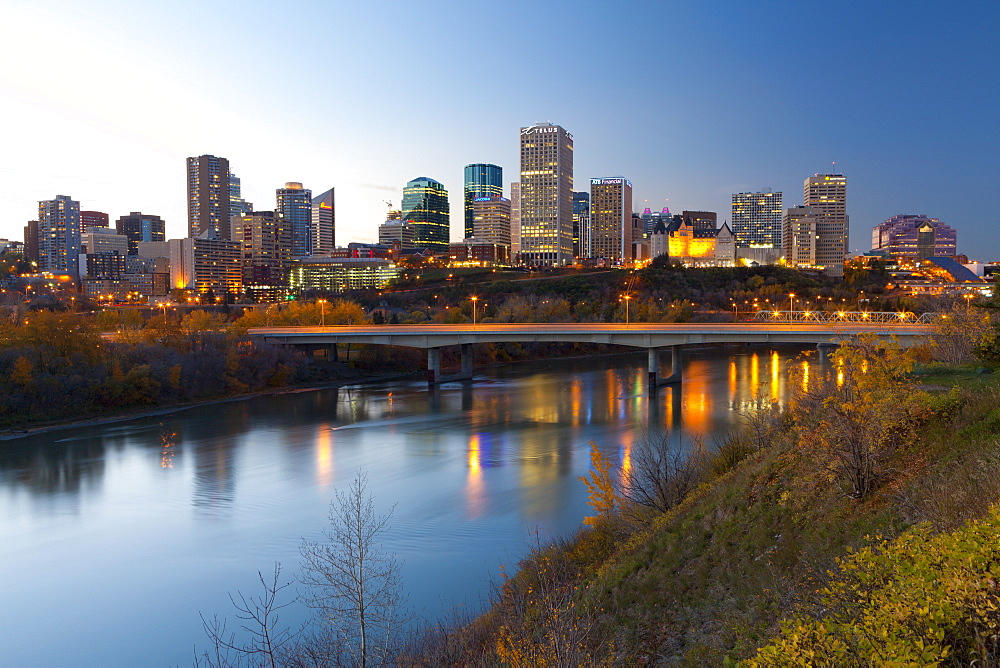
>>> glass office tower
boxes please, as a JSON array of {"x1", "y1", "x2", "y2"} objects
[
  {"x1": 463, "y1": 164, "x2": 502, "y2": 239},
  {"x1": 401, "y1": 177, "x2": 450, "y2": 253}
]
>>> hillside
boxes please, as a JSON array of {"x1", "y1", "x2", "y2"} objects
[{"x1": 408, "y1": 343, "x2": 1000, "y2": 664}]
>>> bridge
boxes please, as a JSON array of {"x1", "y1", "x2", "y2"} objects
[{"x1": 249, "y1": 320, "x2": 935, "y2": 392}]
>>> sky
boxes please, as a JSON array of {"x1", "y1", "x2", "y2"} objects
[{"x1": 1, "y1": 0, "x2": 998, "y2": 258}]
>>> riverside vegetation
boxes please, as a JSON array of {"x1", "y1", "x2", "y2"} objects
[{"x1": 195, "y1": 299, "x2": 1000, "y2": 665}]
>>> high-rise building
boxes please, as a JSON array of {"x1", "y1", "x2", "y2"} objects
[
  {"x1": 276, "y1": 182, "x2": 313, "y2": 258},
  {"x1": 519, "y1": 122, "x2": 574, "y2": 266},
  {"x1": 116, "y1": 212, "x2": 165, "y2": 255},
  {"x1": 187, "y1": 155, "x2": 232, "y2": 239},
  {"x1": 80, "y1": 210, "x2": 109, "y2": 232},
  {"x1": 471, "y1": 196, "x2": 511, "y2": 248},
  {"x1": 24, "y1": 220, "x2": 39, "y2": 263},
  {"x1": 232, "y1": 211, "x2": 292, "y2": 295},
  {"x1": 640, "y1": 206, "x2": 673, "y2": 235},
  {"x1": 872, "y1": 214, "x2": 957, "y2": 259},
  {"x1": 803, "y1": 174, "x2": 848, "y2": 276},
  {"x1": 573, "y1": 192, "x2": 590, "y2": 258},
  {"x1": 37, "y1": 195, "x2": 82, "y2": 275},
  {"x1": 731, "y1": 191, "x2": 783, "y2": 249},
  {"x1": 401, "y1": 177, "x2": 450, "y2": 253},
  {"x1": 682, "y1": 210, "x2": 716, "y2": 231},
  {"x1": 169, "y1": 229, "x2": 243, "y2": 294},
  {"x1": 463, "y1": 164, "x2": 502, "y2": 239},
  {"x1": 311, "y1": 188, "x2": 335, "y2": 255},
  {"x1": 510, "y1": 182, "x2": 521, "y2": 258},
  {"x1": 378, "y1": 219, "x2": 415, "y2": 251},
  {"x1": 783, "y1": 205, "x2": 822, "y2": 269},
  {"x1": 229, "y1": 174, "x2": 253, "y2": 220},
  {"x1": 588, "y1": 178, "x2": 633, "y2": 262},
  {"x1": 81, "y1": 228, "x2": 128, "y2": 255}
]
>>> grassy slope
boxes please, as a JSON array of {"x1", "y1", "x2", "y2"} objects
[{"x1": 434, "y1": 371, "x2": 1000, "y2": 665}]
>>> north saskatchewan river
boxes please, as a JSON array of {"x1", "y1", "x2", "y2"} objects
[{"x1": 0, "y1": 345, "x2": 820, "y2": 666}]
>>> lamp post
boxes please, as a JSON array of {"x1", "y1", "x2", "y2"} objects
[
  {"x1": 622, "y1": 294, "x2": 632, "y2": 324},
  {"x1": 964, "y1": 292, "x2": 974, "y2": 313},
  {"x1": 470, "y1": 295, "x2": 478, "y2": 325},
  {"x1": 788, "y1": 293, "x2": 796, "y2": 320},
  {"x1": 318, "y1": 299, "x2": 327, "y2": 326}
]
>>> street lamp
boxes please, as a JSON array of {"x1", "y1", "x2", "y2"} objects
[
  {"x1": 788, "y1": 293, "x2": 796, "y2": 319},
  {"x1": 318, "y1": 299, "x2": 327, "y2": 326},
  {"x1": 470, "y1": 295, "x2": 479, "y2": 325},
  {"x1": 964, "y1": 292, "x2": 974, "y2": 312},
  {"x1": 621, "y1": 294, "x2": 632, "y2": 324}
]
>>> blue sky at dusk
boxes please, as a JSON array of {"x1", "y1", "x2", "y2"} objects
[{"x1": 1, "y1": 0, "x2": 997, "y2": 257}]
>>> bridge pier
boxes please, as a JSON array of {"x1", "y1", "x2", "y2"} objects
[
  {"x1": 817, "y1": 342, "x2": 838, "y2": 361},
  {"x1": 460, "y1": 343, "x2": 473, "y2": 380},
  {"x1": 647, "y1": 345, "x2": 683, "y2": 395},
  {"x1": 427, "y1": 347, "x2": 440, "y2": 385}
]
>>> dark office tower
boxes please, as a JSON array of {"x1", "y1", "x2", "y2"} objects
[
  {"x1": 682, "y1": 210, "x2": 717, "y2": 231},
  {"x1": 572, "y1": 191, "x2": 590, "y2": 258},
  {"x1": 276, "y1": 182, "x2": 313, "y2": 258},
  {"x1": 803, "y1": 174, "x2": 848, "y2": 277},
  {"x1": 463, "y1": 164, "x2": 502, "y2": 239},
  {"x1": 116, "y1": 212, "x2": 166, "y2": 255},
  {"x1": 187, "y1": 154, "x2": 232, "y2": 239},
  {"x1": 80, "y1": 210, "x2": 109, "y2": 232},
  {"x1": 37, "y1": 195, "x2": 81, "y2": 275},
  {"x1": 731, "y1": 192, "x2": 783, "y2": 248},
  {"x1": 24, "y1": 220, "x2": 39, "y2": 262},
  {"x1": 519, "y1": 122, "x2": 574, "y2": 266},
  {"x1": 401, "y1": 177, "x2": 450, "y2": 253},
  {"x1": 311, "y1": 188, "x2": 335, "y2": 254}
]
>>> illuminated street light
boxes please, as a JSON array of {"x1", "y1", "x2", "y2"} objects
[
  {"x1": 470, "y1": 296, "x2": 479, "y2": 325},
  {"x1": 621, "y1": 294, "x2": 632, "y2": 324},
  {"x1": 318, "y1": 299, "x2": 327, "y2": 326}
]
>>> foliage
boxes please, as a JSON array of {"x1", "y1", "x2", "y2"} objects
[
  {"x1": 749, "y1": 507, "x2": 1000, "y2": 665},
  {"x1": 578, "y1": 442, "x2": 620, "y2": 527}
]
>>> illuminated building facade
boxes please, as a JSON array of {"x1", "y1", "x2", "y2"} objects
[
  {"x1": 187, "y1": 154, "x2": 232, "y2": 239},
  {"x1": 116, "y1": 212, "x2": 165, "y2": 255},
  {"x1": 378, "y1": 219, "x2": 415, "y2": 251},
  {"x1": 81, "y1": 228, "x2": 128, "y2": 255},
  {"x1": 872, "y1": 214, "x2": 956, "y2": 259},
  {"x1": 510, "y1": 182, "x2": 521, "y2": 257},
  {"x1": 588, "y1": 178, "x2": 633, "y2": 261},
  {"x1": 169, "y1": 230, "x2": 243, "y2": 294},
  {"x1": 667, "y1": 217, "x2": 717, "y2": 261},
  {"x1": 463, "y1": 164, "x2": 502, "y2": 239},
  {"x1": 783, "y1": 205, "x2": 822, "y2": 269},
  {"x1": 803, "y1": 173, "x2": 848, "y2": 276},
  {"x1": 401, "y1": 177, "x2": 450, "y2": 253},
  {"x1": 519, "y1": 122, "x2": 574, "y2": 266},
  {"x1": 289, "y1": 257, "x2": 401, "y2": 293},
  {"x1": 311, "y1": 188, "x2": 335, "y2": 254},
  {"x1": 471, "y1": 196, "x2": 511, "y2": 248},
  {"x1": 232, "y1": 211, "x2": 292, "y2": 294},
  {"x1": 276, "y1": 182, "x2": 313, "y2": 258},
  {"x1": 38, "y1": 195, "x2": 82, "y2": 275},
  {"x1": 448, "y1": 241, "x2": 510, "y2": 266},
  {"x1": 731, "y1": 191, "x2": 783, "y2": 249},
  {"x1": 80, "y1": 210, "x2": 109, "y2": 232}
]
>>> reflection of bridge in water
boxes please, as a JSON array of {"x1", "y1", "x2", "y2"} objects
[{"x1": 249, "y1": 321, "x2": 934, "y2": 394}]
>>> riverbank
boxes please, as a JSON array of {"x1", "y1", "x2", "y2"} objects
[{"x1": 406, "y1": 357, "x2": 1000, "y2": 664}]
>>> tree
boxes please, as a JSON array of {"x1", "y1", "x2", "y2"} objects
[
  {"x1": 621, "y1": 433, "x2": 708, "y2": 515},
  {"x1": 299, "y1": 472, "x2": 408, "y2": 667},
  {"x1": 578, "y1": 442, "x2": 619, "y2": 527}
]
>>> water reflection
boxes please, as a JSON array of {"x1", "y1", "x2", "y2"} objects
[{"x1": 0, "y1": 345, "x2": 827, "y2": 666}]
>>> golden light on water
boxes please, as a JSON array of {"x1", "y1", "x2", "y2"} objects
[
  {"x1": 315, "y1": 424, "x2": 334, "y2": 489},
  {"x1": 770, "y1": 351, "x2": 781, "y2": 402},
  {"x1": 465, "y1": 433, "x2": 485, "y2": 518},
  {"x1": 801, "y1": 360, "x2": 810, "y2": 391}
]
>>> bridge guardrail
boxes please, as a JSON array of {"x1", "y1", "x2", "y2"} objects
[{"x1": 751, "y1": 310, "x2": 940, "y2": 324}]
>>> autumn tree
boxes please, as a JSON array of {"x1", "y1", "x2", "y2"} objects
[{"x1": 578, "y1": 442, "x2": 619, "y2": 527}]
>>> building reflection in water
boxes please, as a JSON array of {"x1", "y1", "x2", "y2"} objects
[
  {"x1": 465, "y1": 432, "x2": 485, "y2": 518},
  {"x1": 315, "y1": 424, "x2": 335, "y2": 490}
]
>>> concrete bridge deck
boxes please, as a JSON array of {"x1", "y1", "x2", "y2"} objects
[{"x1": 248, "y1": 322, "x2": 934, "y2": 390}]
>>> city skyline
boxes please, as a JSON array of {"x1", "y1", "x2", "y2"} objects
[{"x1": 1, "y1": 1, "x2": 997, "y2": 258}]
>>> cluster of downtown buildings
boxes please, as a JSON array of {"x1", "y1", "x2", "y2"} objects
[{"x1": 15, "y1": 122, "x2": 968, "y2": 302}]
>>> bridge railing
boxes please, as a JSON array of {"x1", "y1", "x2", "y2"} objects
[{"x1": 751, "y1": 310, "x2": 941, "y2": 324}]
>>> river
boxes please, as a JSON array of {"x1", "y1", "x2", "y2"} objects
[{"x1": 0, "y1": 345, "x2": 818, "y2": 666}]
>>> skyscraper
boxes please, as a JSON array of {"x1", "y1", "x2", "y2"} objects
[
  {"x1": 276, "y1": 182, "x2": 313, "y2": 258},
  {"x1": 782, "y1": 206, "x2": 822, "y2": 269},
  {"x1": 37, "y1": 195, "x2": 81, "y2": 275},
  {"x1": 232, "y1": 211, "x2": 292, "y2": 295},
  {"x1": 471, "y1": 196, "x2": 511, "y2": 247},
  {"x1": 311, "y1": 188, "x2": 335, "y2": 255},
  {"x1": 731, "y1": 191, "x2": 783, "y2": 248},
  {"x1": 519, "y1": 122, "x2": 573, "y2": 266},
  {"x1": 510, "y1": 182, "x2": 521, "y2": 258},
  {"x1": 80, "y1": 210, "x2": 109, "y2": 232},
  {"x1": 187, "y1": 155, "x2": 232, "y2": 239},
  {"x1": 230, "y1": 174, "x2": 253, "y2": 220},
  {"x1": 463, "y1": 164, "x2": 502, "y2": 239},
  {"x1": 401, "y1": 177, "x2": 450, "y2": 253},
  {"x1": 803, "y1": 174, "x2": 848, "y2": 276},
  {"x1": 588, "y1": 178, "x2": 633, "y2": 262},
  {"x1": 116, "y1": 212, "x2": 165, "y2": 255},
  {"x1": 573, "y1": 191, "x2": 590, "y2": 258}
]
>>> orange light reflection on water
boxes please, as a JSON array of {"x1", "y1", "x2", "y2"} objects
[
  {"x1": 682, "y1": 359, "x2": 712, "y2": 435},
  {"x1": 466, "y1": 433, "x2": 484, "y2": 518},
  {"x1": 315, "y1": 424, "x2": 334, "y2": 489},
  {"x1": 770, "y1": 351, "x2": 781, "y2": 402}
]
